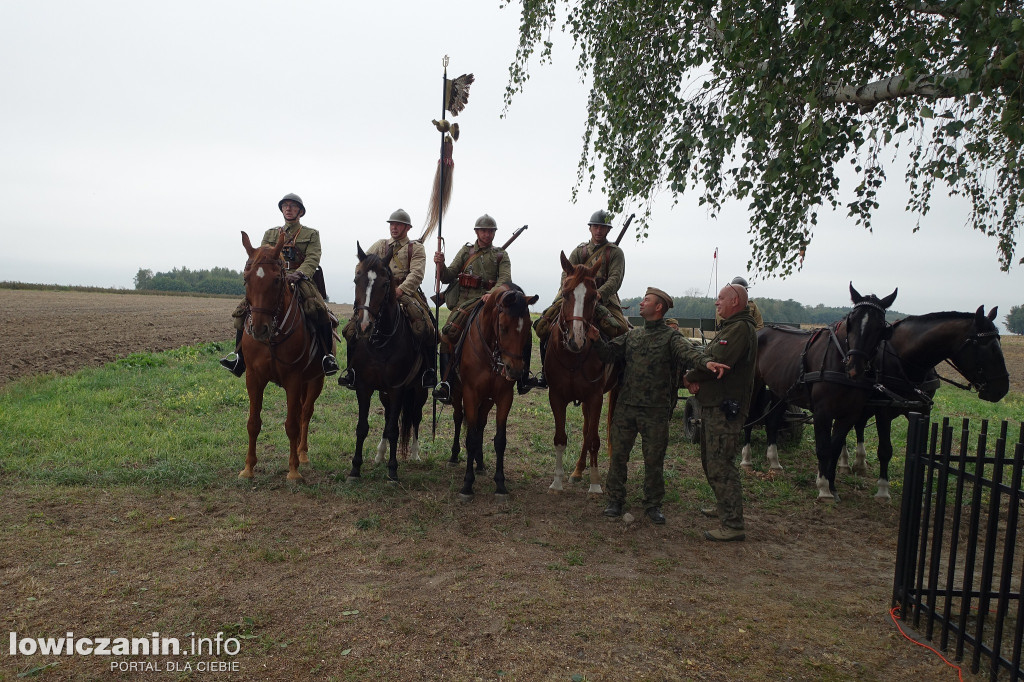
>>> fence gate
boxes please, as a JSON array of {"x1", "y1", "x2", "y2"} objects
[{"x1": 893, "y1": 414, "x2": 1024, "y2": 680}]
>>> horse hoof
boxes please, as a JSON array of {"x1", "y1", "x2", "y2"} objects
[
  {"x1": 769, "y1": 465, "x2": 785, "y2": 473},
  {"x1": 588, "y1": 484, "x2": 603, "y2": 495},
  {"x1": 494, "y1": 493, "x2": 510, "y2": 504},
  {"x1": 837, "y1": 465, "x2": 851, "y2": 475},
  {"x1": 386, "y1": 477, "x2": 399, "y2": 485},
  {"x1": 547, "y1": 486, "x2": 563, "y2": 494},
  {"x1": 238, "y1": 469, "x2": 253, "y2": 479},
  {"x1": 346, "y1": 475, "x2": 361, "y2": 483},
  {"x1": 447, "y1": 460, "x2": 460, "y2": 468},
  {"x1": 299, "y1": 454, "x2": 309, "y2": 465},
  {"x1": 740, "y1": 463, "x2": 754, "y2": 474},
  {"x1": 287, "y1": 474, "x2": 304, "y2": 484},
  {"x1": 458, "y1": 493, "x2": 474, "y2": 503},
  {"x1": 569, "y1": 475, "x2": 583, "y2": 483}
]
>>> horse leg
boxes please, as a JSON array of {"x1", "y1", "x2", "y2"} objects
[
  {"x1": 549, "y1": 395, "x2": 568, "y2": 493},
  {"x1": 283, "y1": 385, "x2": 304, "y2": 482},
  {"x1": 448, "y1": 387, "x2": 463, "y2": 467},
  {"x1": 838, "y1": 413, "x2": 867, "y2": 475},
  {"x1": 297, "y1": 377, "x2": 323, "y2": 466},
  {"x1": 822, "y1": 416, "x2": 858, "y2": 502},
  {"x1": 582, "y1": 396, "x2": 603, "y2": 494},
  {"x1": 874, "y1": 416, "x2": 894, "y2": 501},
  {"x1": 382, "y1": 388, "x2": 403, "y2": 482},
  {"x1": 762, "y1": 399, "x2": 785, "y2": 473},
  {"x1": 459, "y1": 393, "x2": 480, "y2": 500},
  {"x1": 740, "y1": 422, "x2": 754, "y2": 472},
  {"x1": 240, "y1": 379, "x2": 266, "y2": 479},
  {"x1": 375, "y1": 391, "x2": 391, "y2": 464},
  {"x1": 348, "y1": 388, "x2": 371, "y2": 481},
  {"x1": 813, "y1": 415, "x2": 836, "y2": 501},
  {"x1": 493, "y1": 392, "x2": 512, "y2": 499},
  {"x1": 408, "y1": 386, "x2": 427, "y2": 462}
]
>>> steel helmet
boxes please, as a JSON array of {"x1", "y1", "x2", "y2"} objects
[
  {"x1": 730, "y1": 276, "x2": 750, "y2": 289},
  {"x1": 588, "y1": 210, "x2": 612, "y2": 227},
  {"x1": 278, "y1": 193, "x2": 306, "y2": 217},
  {"x1": 474, "y1": 214, "x2": 498, "y2": 230},
  {"x1": 387, "y1": 208, "x2": 413, "y2": 226}
]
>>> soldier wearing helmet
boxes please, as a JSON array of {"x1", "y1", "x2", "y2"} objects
[
  {"x1": 532, "y1": 209, "x2": 629, "y2": 387},
  {"x1": 431, "y1": 214, "x2": 537, "y2": 401},
  {"x1": 219, "y1": 193, "x2": 339, "y2": 377},
  {"x1": 337, "y1": 209, "x2": 437, "y2": 389},
  {"x1": 715, "y1": 276, "x2": 764, "y2": 330}
]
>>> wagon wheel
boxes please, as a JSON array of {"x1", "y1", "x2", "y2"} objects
[
  {"x1": 681, "y1": 397, "x2": 702, "y2": 443},
  {"x1": 778, "y1": 404, "x2": 808, "y2": 449}
]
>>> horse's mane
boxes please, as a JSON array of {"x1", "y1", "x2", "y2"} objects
[
  {"x1": 893, "y1": 310, "x2": 992, "y2": 331},
  {"x1": 561, "y1": 265, "x2": 594, "y2": 292},
  {"x1": 358, "y1": 251, "x2": 391, "y2": 274}
]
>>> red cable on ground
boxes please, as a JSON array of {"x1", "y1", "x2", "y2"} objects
[{"x1": 890, "y1": 606, "x2": 965, "y2": 681}]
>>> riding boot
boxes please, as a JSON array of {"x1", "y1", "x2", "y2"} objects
[
  {"x1": 337, "y1": 340, "x2": 356, "y2": 389},
  {"x1": 433, "y1": 352, "x2": 452, "y2": 404},
  {"x1": 517, "y1": 344, "x2": 544, "y2": 395},
  {"x1": 534, "y1": 337, "x2": 549, "y2": 389},
  {"x1": 219, "y1": 329, "x2": 246, "y2": 377},
  {"x1": 320, "y1": 322, "x2": 339, "y2": 376},
  {"x1": 420, "y1": 347, "x2": 437, "y2": 388}
]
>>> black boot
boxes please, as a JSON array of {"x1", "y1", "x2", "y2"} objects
[
  {"x1": 219, "y1": 329, "x2": 245, "y2": 377},
  {"x1": 337, "y1": 339, "x2": 355, "y2": 389},
  {"x1": 433, "y1": 352, "x2": 452, "y2": 404},
  {"x1": 420, "y1": 348, "x2": 437, "y2": 388},
  {"x1": 534, "y1": 337, "x2": 549, "y2": 389},
  {"x1": 317, "y1": 321, "x2": 337, "y2": 374},
  {"x1": 517, "y1": 343, "x2": 544, "y2": 395}
]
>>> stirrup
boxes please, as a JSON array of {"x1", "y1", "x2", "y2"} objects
[
  {"x1": 421, "y1": 367, "x2": 437, "y2": 388},
  {"x1": 322, "y1": 355, "x2": 339, "y2": 376},
  {"x1": 432, "y1": 381, "x2": 452, "y2": 404},
  {"x1": 337, "y1": 367, "x2": 356, "y2": 389},
  {"x1": 219, "y1": 354, "x2": 244, "y2": 377}
]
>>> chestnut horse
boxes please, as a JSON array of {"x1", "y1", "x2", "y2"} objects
[
  {"x1": 238, "y1": 230, "x2": 327, "y2": 482},
  {"x1": 346, "y1": 243, "x2": 428, "y2": 483},
  {"x1": 445, "y1": 283, "x2": 539, "y2": 500},
  {"x1": 755, "y1": 283, "x2": 897, "y2": 501},
  {"x1": 837, "y1": 306, "x2": 1009, "y2": 499},
  {"x1": 545, "y1": 252, "x2": 619, "y2": 495}
]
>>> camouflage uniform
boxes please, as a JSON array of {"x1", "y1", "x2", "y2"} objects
[
  {"x1": 685, "y1": 308, "x2": 757, "y2": 532},
  {"x1": 594, "y1": 316, "x2": 709, "y2": 511},
  {"x1": 436, "y1": 241, "x2": 511, "y2": 352}
]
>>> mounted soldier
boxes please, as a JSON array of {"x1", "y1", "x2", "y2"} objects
[
  {"x1": 338, "y1": 208, "x2": 437, "y2": 389},
  {"x1": 533, "y1": 209, "x2": 629, "y2": 386},
  {"x1": 431, "y1": 214, "x2": 540, "y2": 402},
  {"x1": 219, "y1": 193, "x2": 339, "y2": 377}
]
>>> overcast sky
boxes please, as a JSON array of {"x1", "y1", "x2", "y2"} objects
[{"x1": 2, "y1": 1, "x2": 1021, "y2": 330}]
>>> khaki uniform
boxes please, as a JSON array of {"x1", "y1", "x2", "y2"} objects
[
  {"x1": 535, "y1": 240, "x2": 628, "y2": 339},
  {"x1": 232, "y1": 221, "x2": 332, "y2": 331},
  {"x1": 594, "y1": 318, "x2": 709, "y2": 509},
  {"x1": 343, "y1": 236, "x2": 435, "y2": 343},
  {"x1": 437, "y1": 241, "x2": 511, "y2": 349},
  {"x1": 685, "y1": 309, "x2": 757, "y2": 531}
]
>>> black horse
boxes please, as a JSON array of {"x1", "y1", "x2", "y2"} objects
[
  {"x1": 345, "y1": 243, "x2": 428, "y2": 482},
  {"x1": 837, "y1": 306, "x2": 1009, "y2": 499},
  {"x1": 755, "y1": 283, "x2": 898, "y2": 501}
]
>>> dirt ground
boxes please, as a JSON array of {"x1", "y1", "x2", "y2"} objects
[{"x1": 1, "y1": 289, "x2": 1020, "y2": 681}]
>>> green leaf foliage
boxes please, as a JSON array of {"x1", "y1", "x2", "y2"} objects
[
  {"x1": 1006, "y1": 304, "x2": 1024, "y2": 334},
  {"x1": 504, "y1": 0, "x2": 1024, "y2": 276}
]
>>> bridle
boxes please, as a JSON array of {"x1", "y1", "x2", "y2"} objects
[
  {"x1": 353, "y1": 264, "x2": 402, "y2": 349},
  {"x1": 472, "y1": 289, "x2": 530, "y2": 381},
  {"x1": 842, "y1": 299, "x2": 892, "y2": 366},
  {"x1": 556, "y1": 283, "x2": 598, "y2": 354},
  {"x1": 244, "y1": 256, "x2": 301, "y2": 347},
  {"x1": 941, "y1": 328, "x2": 1005, "y2": 393}
]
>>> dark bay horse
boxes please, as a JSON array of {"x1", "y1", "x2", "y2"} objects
[
  {"x1": 755, "y1": 283, "x2": 898, "y2": 501},
  {"x1": 838, "y1": 306, "x2": 1009, "y2": 500},
  {"x1": 445, "y1": 283, "x2": 539, "y2": 501},
  {"x1": 545, "y1": 252, "x2": 619, "y2": 494},
  {"x1": 238, "y1": 230, "x2": 326, "y2": 482},
  {"x1": 346, "y1": 243, "x2": 428, "y2": 482}
]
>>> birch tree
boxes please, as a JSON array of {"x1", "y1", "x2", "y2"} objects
[{"x1": 503, "y1": 0, "x2": 1024, "y2": 276}]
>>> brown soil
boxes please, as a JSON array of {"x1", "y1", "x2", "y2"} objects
[{"x1": 2, "y1": 290, "x2": 1018, "y2": 681}]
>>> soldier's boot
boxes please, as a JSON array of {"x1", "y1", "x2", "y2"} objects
[
  {"x1": 319, "y1": 322, "x2": 339, "y2": 376},
  {"x1": 219, "y1": 329, "x2": 246, "y2": 377},
  {"x1": 337, "y1": 338, "x2": 356, "y2": 389},
  {"x1": 533, "y1": 338, "x2": 549, "y2": 389},
  {"x1": 432, "y1": 352, "x2": 452, "y2": 404},
  {"x1": 420, "y1": 348, "x2": 437, "y2": 388},
  {"x1": 517, "y1": 344, "x2": 544, "y2": 395}
]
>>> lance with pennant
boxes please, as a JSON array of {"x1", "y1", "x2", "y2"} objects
[{"x1": 421, "y1": 56, "x2": 474, "y2": 436}]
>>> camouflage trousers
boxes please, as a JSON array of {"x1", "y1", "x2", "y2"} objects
[
  {"x1": 699, "y1": 407, "x2": 745, "y2": 531},
  {"x1": 534, "y1": 298, "x2": 628, "y2": 339},
  {"x1": 605, "y1": 403, "x2": 672, "y2": 509},
  {"x1": 231, "y1": 279, "x2": 335, "y2": 332}
]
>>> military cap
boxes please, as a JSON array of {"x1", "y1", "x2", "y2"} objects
[
  {"x1": 387, "y1": 208, "x2": 413, "y2": 226},
  {"x1": 664, "y1": 318, "x2": 680, "y2": 328},
  {"x1": 474, "y1": 214, "x2": 498, "y2": 230},
  {"x1": 731, "y1": 275, "x2": 750, "y2": 288},
  {"x1": 646, "y1": 286, "x2": 673, "y2": 310},
  {"x1": 278, "y1": 193, "x2": 306, "y2": 217}
]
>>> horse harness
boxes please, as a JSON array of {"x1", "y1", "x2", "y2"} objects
[
  {"x1": 244, "y1": 255, "x2": 318, "y2": 372},
  {"x1": 465, "y1": 289, "x2": 528, "y2": 382}
]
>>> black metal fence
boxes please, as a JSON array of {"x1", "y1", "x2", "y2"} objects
[{"x1": 894, "y1": 414, "x2": 1024, "y2": 680}]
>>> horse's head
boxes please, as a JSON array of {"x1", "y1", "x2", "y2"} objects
[
  {"x1": 489, "y1": 283, "x2": 540, "y2": 381},
  {"x1": 558, "y1": 251, "x2": 600, "y2": 351},
  {"x1": 951, "y1": 306, "x2": 1010, "y2": 402},
  {"x1": 845, "y1": 282, "x2": 898, "y2": 379},
  {"x1": 241, "y1": 230, "x2": 288, "y2": 343},
  {"x1": 353, "y1": 242, "x2": 395, "y2": 335}
]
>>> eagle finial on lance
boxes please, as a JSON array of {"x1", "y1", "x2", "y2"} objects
[{"x1": 444, "y1": 73, "x2": 475, "y2": 117}]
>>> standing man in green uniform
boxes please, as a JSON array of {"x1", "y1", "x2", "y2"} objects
[
  {"x1": 337, "y1": 208, "x2": 437, "y2": 389},
  {"x1": 716, "y1": 275, "x2": 764, "y2": 330},
  {"x1": 588, "y1": 287, "x2": 728, "y2": 524},
  {"x1": 685, "y1": 283, "x2": 758, "y2": 541},
  {"x1": 432, "y1": 214, "x2": 539, "y2": 401},
  {"x1": 219, "y1": 193, "x2": 339, "y2": 377},
  {"x1": 533, "y1": 209, "x2": 628, "y2": 387}
]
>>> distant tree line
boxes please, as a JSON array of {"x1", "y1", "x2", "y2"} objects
[
  {"x1": 620, "y1": 295, "x2": 905, "y2": 325},
  {"x1": 1006, "y1": 305, "x2": 1024, "y2": 335},
  {"x1": 134, "y1": 267, "x2": 243, "y2": 296}
]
